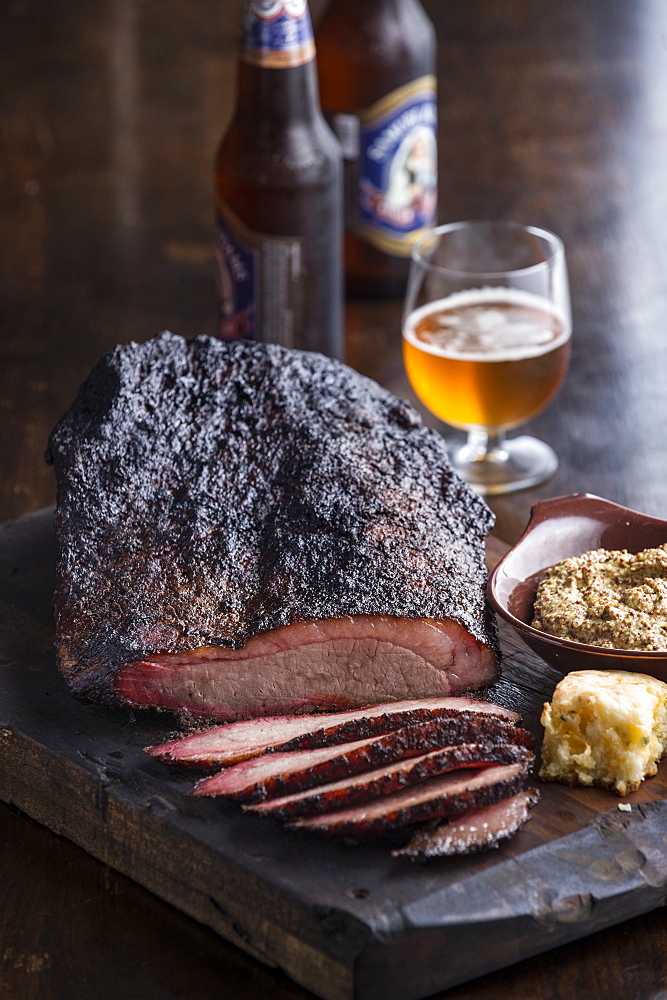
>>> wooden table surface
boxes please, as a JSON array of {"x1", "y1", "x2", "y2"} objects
[{"x1": 1, "y1": 0, "x2": 666, "y2": 997}]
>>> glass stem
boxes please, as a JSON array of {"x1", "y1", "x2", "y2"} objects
[{"x1": 465, "y1": 428, "x2": 508, "y2": 463}]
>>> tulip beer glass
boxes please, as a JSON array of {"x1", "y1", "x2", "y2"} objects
[{"x1": 402, "y1": 220, "x2": 571, "y2": 494}]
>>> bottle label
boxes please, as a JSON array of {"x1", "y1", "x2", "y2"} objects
[
  {"x1": 354, "y1": 75, "x2": 437, "y2": 257},
  {"x1": 242, "y1": 1, "x2": 315, "y2": 69},
  {"x1": 215, "y1": 202, "x2": 304, "y2": 347}
]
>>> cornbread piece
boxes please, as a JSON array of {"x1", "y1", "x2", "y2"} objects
[
  {"x1": 532, "y1": 545, "x2": 667, "y2": 650},
  {"x1": 540, "y1": 669, "x2": 667, "y2": 795}
]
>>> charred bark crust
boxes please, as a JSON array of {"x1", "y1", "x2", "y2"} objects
[{"x1": 47, "y1": 333, "x2": 498, "y2": 703}]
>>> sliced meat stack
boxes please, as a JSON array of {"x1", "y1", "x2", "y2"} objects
[
  {"x1": 192, "y1": 713, "x2": 533, "y2": 803},
  {"x1": 47, "y1": 333, "x2": 499, "y2": 719},
  {"x1": 148, "y1": 696, "x2": 521, "y2": 767},
  {"x1": 290, "y1": 763, "x2": 530, "y2": 839},
  {"x1": 247, "y1": 744, "x2": 533, "y2": 821},
  {"x1": 147, "y1": 698, "x2": 539, "y2": 859}
]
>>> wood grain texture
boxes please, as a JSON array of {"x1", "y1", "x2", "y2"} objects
[
  {"x1": 1, "y1": 509, "x2": 666, "y2": 1000},
  {"x1": 2, "y1": 0, "x2": 667, "y2": 997}
]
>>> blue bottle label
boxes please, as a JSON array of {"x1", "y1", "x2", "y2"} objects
[
  {"x1": 358, "y1": 76, "x2": 437, "y2": 256},
  {"x1": 215, "y1": 203, "x2": 304, "y2": 347},
  {"x1": 242, "y1": 0, "x2": 315, "y2": 69}
]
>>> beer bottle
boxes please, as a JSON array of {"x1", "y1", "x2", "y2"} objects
[
  {"x1": 315, "y1": 0, "x2": 437, "y2": 298},
  {"x1": 215, "y1": 1, "x2": 344, "y2": 359}
]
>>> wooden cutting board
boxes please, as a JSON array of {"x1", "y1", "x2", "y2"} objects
[{"x1": 1, "y1": 508, "x2": 666, "y2": 1000}]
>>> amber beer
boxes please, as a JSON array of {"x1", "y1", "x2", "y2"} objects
[
  {"x1": 215, "y1": 1, "x2": 343, "y2": 358},
  {"x1": 403, "y1": 289, "x2": 572, "y2": 431},
  {"x1": 316, "y1": 0, "x2": 437, "y2": 298}
]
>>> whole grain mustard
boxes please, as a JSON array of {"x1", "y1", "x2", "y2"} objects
[{"x1": 532, "y1": 544, "x2": 667, "y2": 651}]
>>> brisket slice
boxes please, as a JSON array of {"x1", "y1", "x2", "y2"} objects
[
  {"x1": 289, "y1": 762, "x2": 530, "y2": 840},
  {"x1": 246, "y1": 743, "x2": 534, "y2": 820},
  {"x1": 116, "y1": 618, "x2": 496, "y2": 720},
  {"x1": 192, "y1": 714, "x2": 532, "y2": 803},
  {"x1": 147, "y1": 697, "x2": 520, "y2": 768},
  {"x1": 392, "y1": 788, "x2": 540, "y2": 860},
  {"x1": 47, "y1": 333, "x2": 498, "y2": 718}
]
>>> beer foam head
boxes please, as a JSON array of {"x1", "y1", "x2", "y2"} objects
[{"x1": 404, "y1": 286, "x2": 571, "y2": 361}]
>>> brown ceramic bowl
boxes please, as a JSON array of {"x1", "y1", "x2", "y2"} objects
[{"x1": 488, "y1": 493, "x2": 667, "y2": 681}]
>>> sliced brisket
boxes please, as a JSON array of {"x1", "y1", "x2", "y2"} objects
[
  {"x1": 147, "y1": 697, "x2": 520, "y2": 767},
  {"x1": 192, "y1": 714, "x2": 532, "y2": 803},
  {"x1": 289, "y1": 762, "x2": 530, "y2": 840},
  {"x1": 392, "y1": 788, "x2": 540, "y2": 859},
  {"x1": 116, "y1": 618, "x2": 496, "y2": 719},
  {"x1": 246, "y1": 742, "x2": 534, "y2": 820},
  {"x1": 47, "y1": 333, "x2": 498, "y2": 718}
]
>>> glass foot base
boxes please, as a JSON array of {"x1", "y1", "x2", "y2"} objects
[{"x1": 449, "y1": 434, "x2": 558, "y2": 496}]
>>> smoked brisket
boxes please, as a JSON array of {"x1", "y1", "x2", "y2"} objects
[
  {"x1": 145, "y1": 700, "x2": 539, "y2": 857},
  {"x1": 393, "y1": 788, "x2": 540, "y2": 859},
  {"x1": 289, "y1": 762, "x2": 530, "y2": 840},
  {"x1": 147, "y1": 697, "x2": 520, "y2": 768},
  {"x1": 47, "y1": 333, "x2": 499, "y2": 717},
  {"x1": 246, "y1": 742, "x2": 533, "y2": 820},
  {"x1": 191, "y1": 714, "x2": 532, "y2": 803}
]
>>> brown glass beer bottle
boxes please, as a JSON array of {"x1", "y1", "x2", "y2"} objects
[
  {"x1": 316, "y1": 0, "x2": 437, "y2": 298},
  {"x1": 215, "y1": 1, "x2": 343, "y2": 359}
]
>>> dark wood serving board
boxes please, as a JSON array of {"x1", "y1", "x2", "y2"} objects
[{"x1": 1, "y1": 509, "x2": 666, "y2": 1000}]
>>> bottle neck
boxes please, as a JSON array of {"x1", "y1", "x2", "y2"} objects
[
  {"x1": 235, "y1": 1, "x2": 320, "y2": 122},
  {"x1": 236, "y1": 58, "x2": 321, "y2": 124}
]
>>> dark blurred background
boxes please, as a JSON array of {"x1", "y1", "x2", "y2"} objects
[
  {"x1": 2, "y1": 0, "x2": 666, "y2": 526},
  {"x1": 3, "y1": 4, "x2": 667, "y2": 1000}
]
